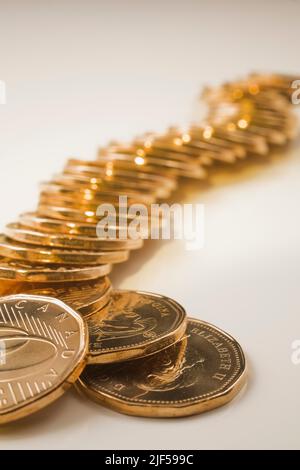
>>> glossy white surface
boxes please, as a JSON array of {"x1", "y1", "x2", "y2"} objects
[{"x1": 0, "y1": 0, "x2": 299, "y2": 450}]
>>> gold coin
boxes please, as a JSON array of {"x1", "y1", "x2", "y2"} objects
[
  {"x1": 97, "y1": 151, "x2": 206, "y2": 179},
  {"x1": 0, "y1": 277, "x2": 112, "y2": 318},
  {"x1": 242, "y1": 124, "x2": 287, "y2": 145},
  {"x1": 167, "y1": 126, "x2": 246, "y2": 159},
  {"x1": 5, "y1": 223, "x2": 144, "y2": 252},
  {"x1": 65, "y1": 158, "x2": 177, "y2": 190},
  {"x1": 0, "y1": 294, "x2": 88, "y2": 424},
  {"x1": 37, "y1": 203, "x2": 158, "y2": 226},
  {"x1": 38, "y1": 194, "x2": 154, "y2": 214},
  {"x1": 86, "y1": 290, "x2": 187, "y2": 364},
  {"x1": 19, "y1": 213, "x2": 149, "y2": 238},
  {"x1": 188, "y1": 126, "x2": 247, "y2": 158},
  {"x1": 155, "y1": 142, "x2": 236, "y2": 164},
  {"x1": 52, "y1": 172, "x2": 170, "y2": 199},
  {"x1": 96, "y1": 151, "x2": 185, "y2": 177},
  {"x1": 110, "y1": 141, "x2": 197, "y2": 165},
  {"x1": 37, "y1": 204, "x2": 133, "y2": 224},
  {"x1": 208, "y1": 126, "x2": 269, "y2": 155},
  {"x1": 0, "y1": 235, "x2": 129, "y2": 265},
  {"x1": 144, "y1": 132, "x2": 238, "y2": 164},
  {"x1": 40, "y1": 182, "x2": 155, "y2": 205},
  {"x1": 132, "y1": 138, "x2": 233, "y2": 168},
  {"x1": 0, "y1": 256, "x2": 111, "y2": 283},
  {"x1": 78, "y1": 318, "x2": 247, "y2": 417}
]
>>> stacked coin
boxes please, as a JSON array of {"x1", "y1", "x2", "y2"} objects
[
  {"x1": 0, "y1": 72, "x2": 298, "y2": 423},
  {"x1": 0, "y1": 291, "x2": 247, "y2": 422}
]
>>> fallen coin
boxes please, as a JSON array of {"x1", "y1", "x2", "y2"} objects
[{"x1": 78, "y1": 318, "x2": 247, "y2": 417}]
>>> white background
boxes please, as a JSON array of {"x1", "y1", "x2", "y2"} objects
[{"x1": 0, "y1": 0, "x2": 299, "y2": 450}]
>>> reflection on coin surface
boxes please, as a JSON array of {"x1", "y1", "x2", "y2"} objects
[
  {"x1": 86, "y1": 290, "x2": 187, "y2": 364},
  {"x1": 0, "y1": 294, "x2": 88, "y2": 424},
  {"x1": 78, "y1": 318, "x2": 246, "y2": 417},
  {"x1": 0, "y1": 277, "x2": 112, "y2": 318},
  {"x1": 0, "y1": 256, "x2": 111, "y2": 283}
]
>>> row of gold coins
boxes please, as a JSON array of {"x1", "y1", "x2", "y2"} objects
[{"x1": 0, "y1": 73, "x2": 298, "y2": 423}]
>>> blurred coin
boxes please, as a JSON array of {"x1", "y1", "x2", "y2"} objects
[
  {"x1": 133, "y1": 135, "x2": 237, "y2": 164},
  {"x1": 38, "y1": 194, "x2": 153, "y2": 213},
  {"x1": 0, "y1": 256, "x2": 111, "y2": 282},
  {"x1": 37, "y1": 204, "x2": 160, "y2": 227},
  {"x1": 5, "y1": 223, "x2": 144, "y2": 251},
  {"x1": 0, "y1": 294, "x2": 88, "y2": 424},
  {"x1": 0, "y1": 277, "x2": 112, "y2": 318},
  {"x1": 0, "y1": 235, "x2": 129, "y2": 265},
  {"x1": 65, "y1": 158, "x2": 177, "y2": 190},
  {"x1": 40, "y1": 182, "x2": 155, "y2": 205},
  {"x1": 208, "y1": 126, "x2": 269, "y2": 154},
  {"x1": 52, "y1": 172, "x2": 170, "y2": 199},
  {"x1": 86, "y1": 290, "x2": 187, "y2": 364},
  {"x1": 19, "y1": 213, "x2": 150, "y2": 238},
  {"x1": 98, "y1": 151, "x2": 206, "y2": 179}
]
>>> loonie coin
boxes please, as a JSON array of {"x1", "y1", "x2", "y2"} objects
[
  {"x1": 37, "y1": 204, "x2": 160, "y2": 228},
  {"x1": 167, "y1": 126, "x2": 247, "y2": 159},
  {"x1": 55, "y1": 171, "x2": 172, "y2": 199},
  {"x1": 96, "y1": 150, "x2": 190, "y2": 176},
  {"x1": 143, "y1": 133, "x2": 239, "y2": 164},
  {"x1": 65, "y1": 158, "x2": 177, "y2": 190},
  {"x1": 78, "y1": 318, "x2": 247, "y2": 417},
  {"x1": 186, "y1": 126, "x2": 247, "y2": 158},
  {"x1": 113, "y1": 141, "x2": 200, "y2": 164},
  {"x1": 97, "y1": 151, "x2": 206, "y2": 179},
  {"x1": 37, "y1": 204, "x2": 136, "y2": 224},
  {"x1": 86, "y1": 290, "x2": 187, "y2": 364},
  {"x1": 206, "y1": 126, "x2": 269, "y2": 155},
  {"x1": 0, "y1": 235, "x2": 129, "y2": 265},
  {"x1": 0, "y1": 277, "x2": 112, "y2": 318},
  {"x1": 40, "y1": 182, "x2": 155, "y2": 205},
  {"x1": 0, "y1": 294, "x2": 88, "y2": 424},
  {"x1": 0, "y1": 256, "x2": 111, "y2": 283},
  {"x1": 131, "y1": 136, "x2": 237, "y2": 165},
  {"x1": 5, "y1": 223, "x2": 144, "y2": 251},
  {"x1": 38, "y1": 193, "x2": 154, "y2": 213},
  {"x1": 19, "y1": 213, "x2": 150, "y2": 238}
]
